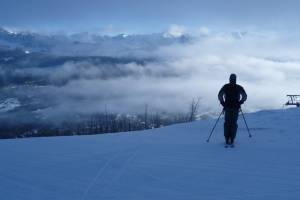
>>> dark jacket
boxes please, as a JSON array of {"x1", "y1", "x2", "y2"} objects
[{"x1": 218, "y1": 83, "x2": 247, "y2": 109}]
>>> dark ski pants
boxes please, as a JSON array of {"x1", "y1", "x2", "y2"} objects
[{"x1": 224, "y1": 108, "x2": 239, "y2": 143}]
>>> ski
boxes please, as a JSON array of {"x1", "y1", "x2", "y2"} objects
[{"x1": 224, "y1": 143, "x2": 235, "y2": 148}]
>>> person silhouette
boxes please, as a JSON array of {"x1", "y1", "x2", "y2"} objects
[{"x1": 218, "y1": 74, "x2": 247, "y2": 146}]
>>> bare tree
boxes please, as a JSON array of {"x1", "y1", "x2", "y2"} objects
[
  {"x1": 144, "y1": 104, "x2": 148, "y2": 129},
  {"x1": 154, "y1": 111, "x2": 161, "y2": 128},
  {"x1": 188, "y1": 97, "x2": 201, "y2": 122}
]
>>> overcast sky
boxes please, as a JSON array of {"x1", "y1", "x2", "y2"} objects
[{"x1": 1, "y1": 0, "x2": 300, "y2": 33}]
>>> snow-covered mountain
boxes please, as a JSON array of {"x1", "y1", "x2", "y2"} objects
[
  {"x1": 0, "y1": 27, "x2": 192, "y2": 56},
  {"x1": 0, "y1": 98, "x2": 20, "y2": 113},
  {"x1": 0, "y1": 27, "x2": 255, "y2": 57},
  {"x1": 1, "y1": 108, "x2": 299, "y2": 200}
]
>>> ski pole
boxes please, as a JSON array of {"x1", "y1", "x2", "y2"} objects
[
  {"x1": 240, "y1": 108, "x2": 252, "y2": 138},
  {"x1": 206, "y1": 109, "x2": 224, "y2": 142}
]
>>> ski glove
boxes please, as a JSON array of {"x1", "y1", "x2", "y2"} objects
[
  {"x1": 239, "y1": 100, "x2": 245, "y2": 105},
  {"x1": 220, "y1": 101, "x2": 225, "y2": 107}
]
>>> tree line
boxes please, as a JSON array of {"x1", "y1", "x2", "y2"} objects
[{"x1": 0, "y1": 99, "x2": 201, "y2": 139}]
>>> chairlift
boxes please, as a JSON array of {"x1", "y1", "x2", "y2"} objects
[{"x1": 285, "y1": 95, "x2": 300, "y2": 107}]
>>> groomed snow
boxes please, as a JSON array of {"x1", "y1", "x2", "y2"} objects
[{"x1": 1, "y1": 108, "x2": 300, "y2": 200}]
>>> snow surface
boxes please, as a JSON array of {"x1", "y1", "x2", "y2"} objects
[{"x1": 1, "y1": 108, "x2": 300, "y2": 200}]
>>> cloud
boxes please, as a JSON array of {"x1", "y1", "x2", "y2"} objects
[
  {"x1": 163, "y1": 24, "x2": 187, "y2": 38},
  {"x1": 154, "y1": 30, "x2": 300, "y2": 111},
  {"x1": 3, "y1": 28, "x2": 300, "y2": 125},
  {"x1": 197, "y1": 26, "x2": 211, "y2": 36}
]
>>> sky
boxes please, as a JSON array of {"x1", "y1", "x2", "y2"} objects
[
  {"x1": 1, "y1": 0, "x2": 300, "y2": 118},
  {"x1": 1, "y1": 0, "x2": 300, "y2": 33}
]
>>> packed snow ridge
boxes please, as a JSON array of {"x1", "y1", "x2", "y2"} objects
[{"x1": 0, "y1": 108, "x2": 300, "y2": 200}]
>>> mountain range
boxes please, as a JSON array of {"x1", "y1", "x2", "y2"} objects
[{"x1": 0, "y1": 27, "x2": 191, "y2": 56}]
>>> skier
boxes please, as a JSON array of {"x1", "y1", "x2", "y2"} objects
[{"x1": 218, "y1": 74, "x2": 247, "y2": 146}]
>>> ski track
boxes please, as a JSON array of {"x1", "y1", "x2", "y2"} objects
[
  {"x1": 80, "y1": 149, "x2": 125, "y2": 200},
  {"x1": 0, "y1": 108, "x2": 300, "y2": 200},
  {"x1": 81, "y1": 145, "x2": 141, "y2": 200}
]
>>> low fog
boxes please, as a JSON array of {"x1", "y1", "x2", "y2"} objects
[{"x1": 2, "y1": 29, "x2": 300, "y2": 123}]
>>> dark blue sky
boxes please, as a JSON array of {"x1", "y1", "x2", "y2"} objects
[{"x1": 1, "y1": 0, "x2": 300, "y2": 33}]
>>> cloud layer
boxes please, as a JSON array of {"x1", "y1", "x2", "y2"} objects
[
  {"x1": 2, "y1": 29, "x2": 300, "y2": 124},
  {"x1": 153, "y1": 30, "x2": 300, "y2": 112}
]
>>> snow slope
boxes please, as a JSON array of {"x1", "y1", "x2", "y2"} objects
[{"x1": 1, "y1": 108, "x2": 300, "y2": 200}]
